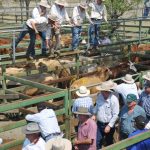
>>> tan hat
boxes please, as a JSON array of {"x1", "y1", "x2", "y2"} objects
[
  {"x1": 47, "y1": 13, "x2": 59, "y2": 21},
  {"x1": 143, "y1": 72, "x2": 150, "y2": 81},
  {"x1": 76, "y1": 86, "x2": 90, "y2": 97},
  {"x1": 74, "y1": 107, "x2": 91, "y2": 115},
  {"x1": 79, "y1": 2, "x2": 88, "y2": 9},
  {"x1": 122, "y1": 74, "x2": 134, "y2": 84},
  {"x1": 55, "y1": 0, "x2": 68, "y2": 6},
  {"x1": 38, "y1": 0, "x2": 50, "y2": 8},
  {"x1": 22, "y1": 123, "x2": 41, "y2": 135},
  {"x1": 96, "y1": 80, "x2": 117, "y2": 91}
]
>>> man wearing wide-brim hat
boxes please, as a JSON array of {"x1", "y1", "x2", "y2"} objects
[
  {"x1": 114, "y1": 74, "x2": 139, "y2": 105},
  {"x1": 72, "y1": 86, "x2": 94, "y2": 114},
  {"x1": 142, "y1": 71, "x2": 150, "y2": 86},
  {"x1": 73, "y1": 107, "x2": 97, "y2": 150},
  {"x1": 93, "y1": 80, "x2": 119, "y2": 149},
  {"x1": 32, "y1": 0, "x2": 51, "y2": 56},
  {"x1": 50, "y1": 0, "x2": 71, "y2": 50},
  {"x1": 119, "y1": 94, "x2": 146, "y2": 140},
  {"x1": 88, "y1": 0, "x2": 107, "y2": 50},
  {"x1": 22, "y1": 122, "x2": 45, "y2": 150},
  {"x1": 71, "y1": 2, "x2": 93, "y2": 51}
]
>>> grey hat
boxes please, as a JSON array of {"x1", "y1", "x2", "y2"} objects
[
  {"x1": 38, "y1": 0, "x2": 50, "y2": 8},
  {"x1": 74, "y1": 107, "x2": 91, "y2": 115},
  {"x1": 22, "y1": 123, "x2": 41, "y2": 135},
  {"x1": 47, "y1": 13, "x2": 59, "y2": 22}
]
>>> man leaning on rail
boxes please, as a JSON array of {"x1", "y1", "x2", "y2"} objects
[
  {"x1": 24, "y1": 102, "x2": 72, "y2": 150},
  {"x1": 10, "y1": 13, "x2": 59, "y2": 60}
]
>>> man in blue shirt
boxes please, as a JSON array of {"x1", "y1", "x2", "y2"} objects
[
  {"x1": 127, "y1": 115, "x2": 150, "y2": 150},
  {"x1": 119, "y1": 94, "x2": 146, "y2": 140}
]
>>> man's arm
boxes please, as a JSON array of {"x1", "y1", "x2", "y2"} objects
[
  {"x1": 31, "y1": 21, "x2": 38, "y2": 33},
  {"x1": 25, "y1": 113, "x2": 40, "y2": 123},
  {"x1": 74, "y1": 138, "x2": 93, "y2": 145}
]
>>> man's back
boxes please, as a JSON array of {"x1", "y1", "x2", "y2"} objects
[{"x1": 25, "y1": 109, "x2": 61, "y2": 137}]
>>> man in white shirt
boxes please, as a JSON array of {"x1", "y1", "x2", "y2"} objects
[
  {"x1": 143, "y1": 0, "x2": 150, "y2": 17},
  {"x1": 89, "y1": 0, "x2": 107, "y2": 49},
  {"x1": 50, "y1": 0, "x2": 71, "y2": 50},
  {"x1": 22, "y1": 122, "x2": 45, "y2": 150},
  {"x1": 32, "y1": 0, "x2": 50, "y2": 56},
  {"x1": 71, "y1": 2, "x2": 92, "y2": 51},
  {"x1": 12, "y1": 14, "x2": 58, "y2": 60},
  {"x1": 114, "y1": 74, "x2": 139, "y2": 105},
  {"x1": 92, "y1": 80, "x2": 119, "y2": 149},
  {"x1": 25, "y1": 102, "x2": 61, "y2": 142}
]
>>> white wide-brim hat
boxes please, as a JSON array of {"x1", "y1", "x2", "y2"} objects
[
  {"x1": 76, "y1": 86, "x2": 90, "y2": 97},
  {"x1": 47, "y1": 13, "x2": 59, "y2": 22},
  {"x1": 38, "y1": 0, "x2": 50, "y2": 8},
  {"x1": 79, "y1": 2, "x2": 88, "y2": 9},
  {"x1": 22, "y1": 123, "x2": 41, "y2": 135},
  {"x1": 143, "y1": 72, "x2": 150, "y2": 81},
  {"x1": 55, "y1": 0, "x2": 68, "y2": 6},
  {"x1": 96, "y1": 80, "x2": 117, "y2": 91},
  {"x1": 122, "y1": 74, "x2": 134, "y2": 84}
]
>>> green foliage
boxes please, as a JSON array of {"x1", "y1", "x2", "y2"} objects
[{"x1": 104, "y1": 0, "x2": 142, "y2": 19}]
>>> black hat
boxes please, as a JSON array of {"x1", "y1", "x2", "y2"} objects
[{"x1": 134, "y1": 115, "x2": 148, "y2": 129}]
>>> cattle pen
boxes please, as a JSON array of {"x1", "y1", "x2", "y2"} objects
[{"x1": 0, "y1": 16, "x2": 150, "y2": 150}]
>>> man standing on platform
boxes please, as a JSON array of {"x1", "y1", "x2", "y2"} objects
[{"x1": 88, "y1": 0, "x2": 107, "y2": 50}]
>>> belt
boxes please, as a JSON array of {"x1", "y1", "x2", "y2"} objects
[
  {"x1": 91, "y1": 18, "x2": 101, "y2": 21},
  {"x1": 44, "y1": 132, "x2": 61, "y2": 141},
  {"x1": 97, "y1": 121, "x2": 109, "y2": 126}
]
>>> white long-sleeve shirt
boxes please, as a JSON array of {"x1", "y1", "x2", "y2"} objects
[
  {"x1": 50, "y1": 4, "x2": 70, "y2": 24},
  {"x1": 95, "y1": 93, "x2": 119, "y2": 128},
  {"x1": 115, "y1": 83, "x2": 139, "y2": 104},
  {"x1": 72, "y1": 6, "x2": 91, "y2": 26},
  {"x1": 25, "y1": 109, "x2": 61, "y2": 138},
  {"x1": 32, "y1": 6, "x2": 47, "y2": 19},
  {"x1": 89, "y1": 2, "x2": 107, "y2": 21}
]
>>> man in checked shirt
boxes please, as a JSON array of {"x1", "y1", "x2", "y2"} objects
[{"x1": 92, "y1": 80, "x2": 119, "y2": 149}]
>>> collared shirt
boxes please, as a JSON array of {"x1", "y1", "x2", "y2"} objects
[
  {"x1": 26, "y1": 17, "x2": 48, "y2": 31},
  {"x1": 72, "y1": 6, "x2": 91, "y2": 26},
  {"x1": 72, "y1": 96, "x2": 93, "y2": 113},
  {"x1": 115, "y1": 83, "x2": 139, "y2": 104},
  {"x1": 95, "y1": 93, "x2": 119, "y2": 127},
  {"x1": 25, "y1": 109, "x2": 61, "y2": 138},
  {"x1": 78, "y1": 118, "x2": 97, "y2": 150},
  {"x1": 50, "y1": 4, "x2": 70, "y2": 24},
  {"x1": 119, "y1": 105, "x2": 146, "y2": 135},
  {"x1": 140, "y1": 91, "x2": 150, "y2": 117},
  {"x1": 89, "y1": 2, "x2": 107, "y2": 21},
  {"x1": 127, "y1": 129, "x2": 150, "y2": 150},
  {"x1": 22, "y1": 137, "x2": 45, "y2": 150}
]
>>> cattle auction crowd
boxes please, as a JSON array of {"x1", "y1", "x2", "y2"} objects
[
  {"x1": 4, "y1": 0, "x2": 150, "y2": 149},
  {"x1": 6, "y1": 71, "x2": 149, "y2": 150}
]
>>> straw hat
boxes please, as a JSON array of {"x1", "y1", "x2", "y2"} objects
[
  {"x1": 74, "y1": 107, "x2": 92, "y2": 115},
  {"x1": 22, "y1": 123, "x2": 41, "y2": 135},
  {"x1": 96, "y1": 80, "x2": 117, "y2": 91},
  {"x1": 122, "y1": 74, "x2": 134, "y2": 84},
  {"x1": 38, "y1": 0, "x2": 50, "y2": 8},
  {"x1": 76, "y1": 86, "x2": 90, "y2": 97},
  {"x1": 55, "y1": 0, "x2": 68, "y2": 6},
  {"x1": 79, "y1": 2, "x2": 88, "y2": 9},
  {"x1": 143, "y1": 72, "x2": 150, "y2": 81},
  {"x1": 47, "y1": 13, "x2": 59, "y2": 22}
]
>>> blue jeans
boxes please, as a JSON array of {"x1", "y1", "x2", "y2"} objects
[
  {"x1": 97, "y1": 121, "x2": 115, "y2": 149},
  {"x1": 89, "y1": 20, "x2": 101, "y2": 47},
  {"x1": 143, "y1": 7, "x2": 150, "y2": 17},
  {"x1": 14, "y1": 23, "x2": 36, "y2": 57},
  {"x1": 71, "y1": 26, "x2": 82, "y2": 50},
  {"x1": 38, "y1": 31, "x2": 47, "y2": 54}
]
